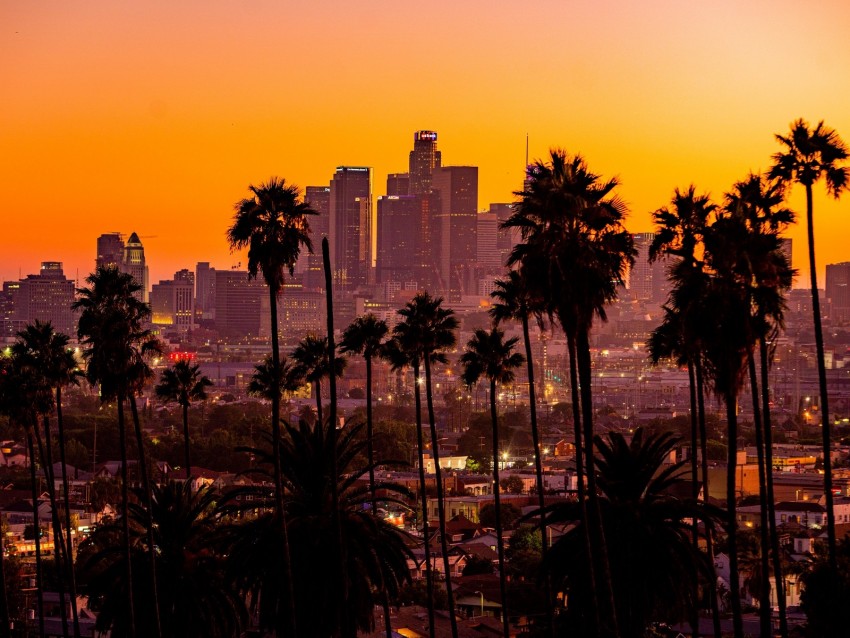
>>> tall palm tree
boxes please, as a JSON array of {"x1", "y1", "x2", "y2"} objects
[
  {"x1": 292, "y1": 335, "x2": 346, "y2": 426},
  {"x1": 769, "y1": 119, "x2": 848, "y2": 569},
  {"x1": 396, "y1": 292, "x2": 460, "y2": 638},
  {"x1": 505, "y1": 149, "x2": 634, "y2": 637},
  {"x1": 12, "y1": 321, "x2": 82, "y2": 637},
  {"x1": 74, "y1": 265, "x2": 163, "y2": 638},
  {"x1": 79, "y1": 481, "x2": 246, "y2": 638},
  {"x1": 247, "y1": 354, "x2": 305, "y2": 422},
  {"x1": 537, "y1": 428, "x2": 721, "y2": 638},
  {"x1": 381, "y1": 335, "x2": 437, "y2": 638},
  {"x1": 460, "y1": 327, "x2": 524, "y2": 638},
  {"x1": 724, "y1": 173, "x2": 795, "y2": 637},
  {"x1": 226, "y1": 419, "x2": 413, "y2": 638},
  {"x1": 227, "y1": 177, "x2": 316, "y2": 636},
  {"x1": 155, "y1": 360, "x2": 213, "y2": 479}
]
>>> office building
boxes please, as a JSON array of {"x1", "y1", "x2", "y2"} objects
[
  {"x1": 195, "y1": 262, "x2": 216, "y2": 320},
  {"x1": 629, "y1": 232, "x2": 668, "y2": 304},
  {"x1": 826, "y1": 261, "x2": 850, "y2": 323},
  {"x1": 386, "y1": 173, "x2": 410, "y2": 197},
  {"x1": 214, "y1": 270, "x2": 268, "y2": 340},
  {"x1": 96, "y1": 233, "x2": 125, "y2": 269},
  {"x1": 14, "y1": 262, "x2": 77, "y2": 336},
  {"x1": 330, "y1": 167, "x2": 373, "y2": 290},
  {"x1": 121, "y1": 232, "x2": 149, "y2": 301},
  {"x1": 432, "y1": 166, "x2": 478, "y2": 300},
  {"x1": 408, "y1": 131, "x2": 441, "y2": 196},
  {"x1": 477, "y1": 211, "x2": 501, "y2": 271},
  {"x1": 151, "y1": 272, "x2": 195, "y2": 335},
  {"x1": 377, "y1": 195, "x2": 420, "y2": 284},
  {"x1": 301, "y1": 186, "x2": 331, "y2": 288}
]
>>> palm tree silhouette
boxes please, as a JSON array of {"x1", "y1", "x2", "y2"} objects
[
  {"x1": 247, "y1": 354, "x2": 305, "y2": 422},
  {"x1": 292, "y1": 335, "x2": 346, "y2": 425},
  {"x1": 79, "y1": 481, "x2": 246, "y2": 638},
  {"x1": 769, "y1": 119, "x2": 848, "y2": 569},
  {"x1": 155, "y1": 360, "x2": 213, "y2": 479},
  {"x1": 226, "y1": 419, "x2": 413, "y2": 638},
  {"x1": 12, "y1": 321, "x2": 82, "y2": 637},
  {"x1": 538, "y1": 428, "x2": 721, "y2": 638},
  {"x1": 382, "y1": 335, "x2": 437, "y2": 638},
  {"x1": 74, "y1": 265, "x2": 163, "y2": 638},
  {"x1": 724, "y1": 173, "x2": 795, "y2": 637},
  {"x1": 460, "y1": 326, "x2": 524, "y2": 638},
  {"x1": 396, "y1": 292, "x2": 460, "y2": 638},
  {"x1": 505, "y1": 149, "x2": 634, "y2": 637},
  {"x1": 227, "y1": 177, "x2": 316, "y2": 635}
]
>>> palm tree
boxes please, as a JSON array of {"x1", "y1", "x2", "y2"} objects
[
  {"x1": 292, "y1": 335, "x2": 346, "y2": 425},
  {"x1": 12, "y1": 321, "x2": 82, "y2": 637},
  {"x1": 226, "y1": 419, "x2": 413, "y2": 638},
  {"x1": 396, "y1": 292, "x2": 460, "y2": 638},
  {"x1": 769, "y1": 119, "x2": 848, "y2": 569},
  {"x1": 538, "y1": 428, "x2": 721, "y2": 638},
  {"x1": 381, "y1": 335, "x2": 437, "y2": 638},
  {"x1": 74, "y1": 265, "x2": 163, "y2": 638},
  {"x1": 460, "y1": 327, "x2": 524, "y2": 638},
  {"x1": 79, "y1": 481, "x2": 245, "y2": 638},
  {"x1": 247, "y1": 355, "x2": 305, "y2": 422},
  {"x1": 227, "y1": 177, "x2": 315, "y2": 636},
  {"x1": 724, "y1": 173, "x2": 796, "y2": 637},
  {"x1": 505, "y1": 149, "x2": 635, "y2": 637},
  {"x1": 155, "y1": 360, "x2": 213, "y2": 479}
]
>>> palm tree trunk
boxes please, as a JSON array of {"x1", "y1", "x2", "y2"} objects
[
  {"x1": 0, "y1": 512, "x2": 8, "y2": 637},
  {"x1": 566, "y1": 331, "x2": 599, "y2": 634},
  {"x1": 423, "y1": 353, "x2": 459, "y2": 638},
  {"x1": 322, "y1": 239, "x2": 351, "y2": 638},
  {"x1": 182, "y1": 403, "x2": 191, "y2": 479},
  {"x1": 576, "y1": 328, "x2": 618, "y2": 638},
  {"x1": 115, "y1": 397, "x2": 136, "y2": 638},
  {"x1": 56, "y1": 386, "x2": 82, "y2": 638},
  {"x1": 760, "y1": 339, "x2": 788, "y2": 638},
  {"x1": 412, "y1": 359, "x2": 436, "y2": 638},
  {"x1": 268, "y1": 284, "x2": 297, "y2": 638},
  {"x1": 489, "y1": 379, "x2": 510, "y2": 638},
  {"x1": 696, "y1": 359, "x2": 722, "y2": 638},
  {"x1": 805, "y1": 183, "x2": 837, "y2": 569},
  {"x1": 748, "y1": 354, "x2": 772, "y2": 638},
  {"x1": 687, "y1": 361, "x2": 700, "y2": 638},
  {"x1": 724, "y1": 391, "x2": 744, "y2": 638},
  {"x1": 26, "y1": 428, "x2": 46, "y2": 638},
  {"x1": 37, "y1": 415, "x2": 69, "y2": 638},
  {"x1": 129, "y1": 396, "x2": 162, "y2": 638},
  {"x1": 521, "y1": 316, "x2": 555, "y2": 638}
]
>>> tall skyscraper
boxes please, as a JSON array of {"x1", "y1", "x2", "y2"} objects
[
  {"x1": 826, "y1": 261, "x2": 850, "y2": 323},
  {"x1": 408, "y1": 131, "x2": 441, "y2": 196},
  {"x1": 377, "y1": 195, "x2": 420, "y2": 284},
  {"x1": 96, "y1": 232, "x2": 125, "y2": 269},
  {"x1": 14, "y1": 262, "x2": 77, "y2": 335},
  {"x1": 214, "y1": 270, "x2": 268, "y2": 340},
  {"x1": 301, "y1": 185, "x2": 331, "y2": 287},
  {"x1": 489, "y1": 203, "x2": 518, "y2": 268},
  {"x1": 386, "y1": 173, "x2": 410, "y2": 197},
  {"x1": 629, "y1": 233, "x2": 668, "y2": 304},
  {"x1": 431, "y1": 166, "x2": 478, "y2": 300},
  {"x1": 122, "y1": 232, "x2": 149, "y2": 301},
  {"x1": 477, "y1": 211, "x2": 501, "y2": 271},
  {"x1": 195, "y1": 262, "x2": 216, "y2": 320},
  {"x1": 330, "y1": 167, "x2": 373, "y2": 290}
]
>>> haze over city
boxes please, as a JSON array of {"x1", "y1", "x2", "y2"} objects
[{"x1": 3, "y1": 0, "x2": 850, "y2": 284}]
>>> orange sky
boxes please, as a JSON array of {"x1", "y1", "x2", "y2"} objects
[{"x1": 2, "y1": 1, "x2": 849, "y2": 287}]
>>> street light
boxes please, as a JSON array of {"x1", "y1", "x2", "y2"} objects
[{"x1": 474, "y1": 590, "x2": 484, "y2": 617}]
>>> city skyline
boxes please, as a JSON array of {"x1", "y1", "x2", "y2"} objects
[{"x1": 3, "y1": 1, "x2": 850, "y2": 285}]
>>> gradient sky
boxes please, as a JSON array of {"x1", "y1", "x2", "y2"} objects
[{"x1": 2, "y1": 0, "x2": 849, "y2": 286}]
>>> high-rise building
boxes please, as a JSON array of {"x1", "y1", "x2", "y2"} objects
[
  {"x1": 329, "y1": 167, "x2": 373, "y2": 290},
  {"x1": 151, "y1": 273, "x2": 195, "y2": 335},
  {"x1": 214, "y1": 270, "x2": 268, "y2": 340},
  {"x1": 0, "y1": 281, "x2": 21, "y2": 338},
  {"x1": 195, "y1": 262, "x2": 216, "y2": 320},
  {"x1": 629, "y1": 233, "x2": 669, "y2": 304},
  {"x1": 301, "y1": 186, "x2": 331, "y2": 287},
  {"x1": 826, "y1": 261, "x2": 850, "y2": 323},
  {"x1": 14, "y1": 262, "x2": 77, "y2": 335},
  {"x1": 477, "y1": 212, "x2": 501, "y2": 271},
  {"x1": 377, "y1": 195, "x2": 420, "y2": 284},
  {"x1": 386, "y1": 173, "x2": 410, "y2": 197},
  {"x1": 96, "y1": 233, "x2": 125, "y2": 269},
  {"x1": 431, "y1": 166, "x2": 478, "y2": 300},
  {"x1": 489, "y1": 203, "x2": 518, "y2": 268},
  {"x1": 122, "y1": 232, "x2": 149, "y2": 301},
  {"x1": 408, "y1": 131, "x2": 441, "y2": 196}
]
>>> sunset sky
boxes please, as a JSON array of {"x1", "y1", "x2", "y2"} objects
[{"x1": 2, "y1": 1, "x2": 849, "y2": 286}]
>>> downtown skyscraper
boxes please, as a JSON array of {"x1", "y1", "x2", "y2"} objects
[{"x1": 330, "y1": 167, "x2": 373, "y2": 290}]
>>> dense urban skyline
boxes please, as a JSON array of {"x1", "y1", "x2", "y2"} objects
[{"x1": 3, "y1": 1, "x2": 850, "y2": 285}]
